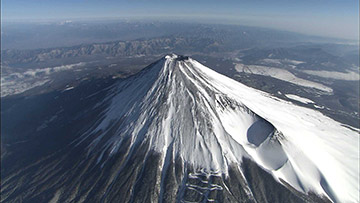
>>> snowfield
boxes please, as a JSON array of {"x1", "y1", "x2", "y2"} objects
[
  {"x1": 1, "y1": 79, "x2": 51, "y2": 97},
  {"x1": 79, "y1": 54, "x2": 358, "y2": 203},
  {"x1": 302, "y1": 70, "x2": 360, "y2": 81},
  {"x1": 260, "y1": 58, "x2": 305, "y2": 66},
  {"x1": 234, "y1": 63, "x2": 333, "y2": 93},
  {"x1": 1, "y1": 62, "x2": 86, "y2": 97}
]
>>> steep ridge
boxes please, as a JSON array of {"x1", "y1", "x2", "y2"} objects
[{"x1": 1, "y1": 54, "x2": 358, "y2": 203}]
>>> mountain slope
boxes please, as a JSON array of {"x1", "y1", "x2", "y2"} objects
[{"x1": 1, "y1": 54, "x2": 358, "y2": 203}]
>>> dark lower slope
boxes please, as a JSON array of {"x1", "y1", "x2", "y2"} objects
[{"x1": 1, "y1": 122, "x2": 327, "y2": 203}]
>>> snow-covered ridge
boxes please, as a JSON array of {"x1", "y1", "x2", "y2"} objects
[{"x1": 78, "y1": 54, "x2": 358, "y2": 203}]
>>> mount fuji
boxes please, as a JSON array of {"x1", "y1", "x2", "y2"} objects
[{"x1": 1, "y1": 54, "x2": 358, "y2": 203}]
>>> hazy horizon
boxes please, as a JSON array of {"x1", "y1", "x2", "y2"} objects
[{"x1": 2, "y1": 0, "x2": 359, "y2": 41}]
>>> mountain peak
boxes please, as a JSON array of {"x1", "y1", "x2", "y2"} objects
[
  {"x1": 6, "y1": 56, "x2": 356, "y2": 202},
  {"x1": 71, "y1": 56, "x2": 358, "y2": 202},
  {"x1": 164, "y1": 53, "x2": 189, "y2": 61}
]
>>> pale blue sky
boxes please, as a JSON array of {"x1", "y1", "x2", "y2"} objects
[{"x1": 2, "y1": 0, "x2": 359, "y2": 40}]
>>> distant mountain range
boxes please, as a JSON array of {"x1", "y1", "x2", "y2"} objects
[{"x1": 4, "y1": 22, "x2": 356, "y2": 66}]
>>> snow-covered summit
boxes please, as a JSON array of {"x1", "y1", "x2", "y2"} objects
[
  {"x1": 78, "y1": 54, "x2": 359, "y2": 202},
  {"x1": 165, "y1": 53, "x2": 189, "y2": 61}
]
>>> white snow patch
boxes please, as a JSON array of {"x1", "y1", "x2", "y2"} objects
[
  {"x1": 285, "y1": 94, "x2": 314, "y2": 104},
  {"x1": 302, "y1": 70, "x2": 360, "y2": 81},
  {"x1": 23, "y1": 62, "x2": 86, "y2": 77},
  {"x1": 49, "y1": 189, "x2": 62, "y2": 203},
  {"x1": 1, "y1": 62, "x2": 86, "y2": 97},
  {"x1": 233, "y1": 57, "x2": 242, "y2": 62},
  {"x1": 314, "y1": 104, "x2": 324, "y2": 109},
  {"x1": 234, "y1": 63, "x2": 333, "y2": 93},
  {"x1": 63, "y1": 86, "x2": 74, "y2": 91},
  {"x1": 261, "y1": 58, "x2": 282, "y2": 65},
  {"x1": 1, "y1": 79, "x2": 50, "y2": 97},
  {"x1": 261, "y1": 58, "x2": 305, "y2": 66},
  {"x1": 284, "y1": 59, "x2": 305, "y2": 65}
]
